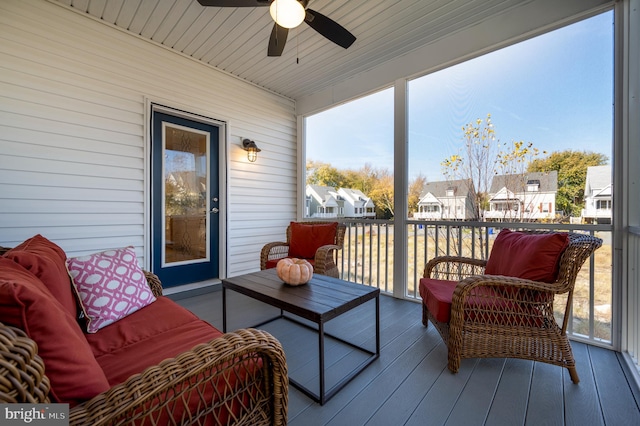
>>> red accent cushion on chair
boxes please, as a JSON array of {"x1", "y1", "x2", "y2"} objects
[
  {"x1": 288, "y1": 222, "x2": 338, "y2": 259},
  {"x1": 419, "y1": 277, "x2": 537, "y2": 326},
  {"x1": 4, "y1": 234, "x2": 78, "y2": 318},
  {"x1": 0, "y1": 258, "x2": 110, "y2": 406},
  {"x1": 485, "y1": 229, "x2": 569, "y2": 283},
  {"x1": 419, "y1": 278, "x2": 457, "y2": 323}
]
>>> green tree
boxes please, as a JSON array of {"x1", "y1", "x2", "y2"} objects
[
  {"x1": 368, "y1": 171, "x2": 395, "y2": 219},
  {"x1": 528, "y1": 150, "x2": 608, "y2": 217},
  {"x1": 408, "y1": 173, "x2": 427, "y2": 217},
  {"x1": 342, "y1": 163, "x2": 377, "y2": 195},
  {"x1": 306, "y1": 160, "x2": 345, "y2": 187}
]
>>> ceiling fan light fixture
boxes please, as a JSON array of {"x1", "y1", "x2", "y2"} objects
[{"x1": 269, "y1": 0, "x2": 305, "y2": 29}]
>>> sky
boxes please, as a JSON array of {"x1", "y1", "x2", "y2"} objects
[{"x1": 305, "y1": 11, "x2": 614, "y2": 183}]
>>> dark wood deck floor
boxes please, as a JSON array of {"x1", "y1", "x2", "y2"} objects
[{"x1": 174, "y1": 287, "x2": 640, "y2": 426}]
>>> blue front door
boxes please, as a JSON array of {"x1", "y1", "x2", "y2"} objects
[{"x1": 151, "y1": 108, "x2": 220, "y2": 287}]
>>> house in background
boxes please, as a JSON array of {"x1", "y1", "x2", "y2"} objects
[
  {"x1": 485, "y1": 171, "x2": 558, "y2": 221},
  {"x1": 582, "y1": 165, "x2": 612, "y2": 224},
  {"x1": 337, "y1": 188, "x2": 376, "y2": 218},
  {"x1": 305, "y1": 185, "x2": 343, "y2": 219},
  {"x1": 415, "y1": 179, "x2": 476, "y2": 220},
  {"x1": 305, "y1": 185, "x2": 376, "y2": 219}
]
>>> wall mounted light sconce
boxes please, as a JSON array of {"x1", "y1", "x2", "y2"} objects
[{"x1": 242, "y1": 139, "x2": 261, "y2": 163}]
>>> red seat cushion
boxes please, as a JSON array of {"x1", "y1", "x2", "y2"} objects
[
  {"x1": 485, "y1": 229, "x2": 569, "y2": 283},
  {"x1": 3, "y1": 234, "x2": 78, "y2": 319},
  {"x1": 265, "y1": 257, "x2": 315, "y2": 270},
  {"x1": 0, "y1": 257, "x2": 110, "y2": 406},
  {"x1": 86, "y1": 296, "x2": 223, "y2": 386},
  {"x1": 87, "y1": 297, "x2": 261, "y2": 425},
  {"x1": 419, "y1": 278, "x2": 457, "y2": 323},
  {"x1": 420, "y1": 276, "x2": 544, "y2": 327},
  {"x1": 288, "y1": 222, "x2": 338, "y2": 259}
]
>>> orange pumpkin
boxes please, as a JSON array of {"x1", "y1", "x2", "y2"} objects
[{"x1": 276, "y1": 258, "x2": 313, "y2": 285}]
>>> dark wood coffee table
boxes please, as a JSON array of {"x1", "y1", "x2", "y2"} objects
[{"x1": 222, "y1": 269, "x2": 380, "y2": 405}]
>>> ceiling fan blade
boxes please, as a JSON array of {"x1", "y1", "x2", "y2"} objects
[
  {"x1": 304, "y1": 9, "x2": 356, "y2": 49},
  {"x1": 197, "y1": 0, "x2": 270, "y2": 7},
  {"x1": 268, "y1": 23, "x2": 289, "y2": 57}
]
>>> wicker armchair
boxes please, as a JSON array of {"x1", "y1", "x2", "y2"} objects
[
  {"x1": 421, "y1": 231, "x2": 602, "y2": 383},
  {"x1": 260, "y1": 221, "x2": 347, "y2": 278},
  {"x1": 0, "y1": 265, "x2": 288, "y2": 426}
]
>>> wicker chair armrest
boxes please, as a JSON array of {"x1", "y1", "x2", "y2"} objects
[
  {"x1": 143, "y1": 270, "x2": 163, "y2": 297},
  {"x1": 312, "y1": 244, "x2": 342, "y2": 277},
  {"x1": 260, "y1": 242, "x2": 289, "y2": 270},
  {"x1": 456, "y1": 274, "x2": 561, "y2": 295},
  {"x1": 424, "y1": 256, "x2": 487, "y2": 281},
  {"x1": 0, "y1": 322, "x2": 51, "y2": 404},
  {"x1": 69, "y1": 328, "x2": 288, "y2": 426},
  {"x1": 449, "y1": 275, "x2": 558, "y2": 330},
  {"x1": 314, "y1": 244, "x2": 342, "y2": 260}
]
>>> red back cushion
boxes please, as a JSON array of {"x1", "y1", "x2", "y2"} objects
[
  {"x1": 0, "y1": 258, "x2": 110, "y2": 406},
  {"x1": 4, "y1": 234, "x2": 78, "y2": 318},
  {"x1": 485, "y1": 229, "x2": 569, "y2": 283},
  {"x1": 288, "y1": 222, "x2": 338, "y2": 259}
]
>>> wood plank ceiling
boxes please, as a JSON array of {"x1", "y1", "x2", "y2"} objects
[{"x1": 51, "y1": 0, "x2": 529, "y2": 100}]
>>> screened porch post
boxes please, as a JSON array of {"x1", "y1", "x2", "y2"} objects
[{"x1": 393, "y1": 78, "x2": 409, "y2": 299}]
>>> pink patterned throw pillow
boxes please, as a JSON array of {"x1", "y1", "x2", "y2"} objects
[{"x1": 67, "y1": 246, "x2": 156, "y2": 333}]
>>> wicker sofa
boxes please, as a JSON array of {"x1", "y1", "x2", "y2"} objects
[{"x1": 0, "y1": 236, "x2": 288, "y2": 425}]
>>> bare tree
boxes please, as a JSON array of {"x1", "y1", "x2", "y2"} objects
[
  {"x1": 441, "y1": 114, "x2": 499, "y2": 220},
  {"x1": 492, "y1": 141, "x2": 547, "y2": 222},
  {"x1": 441, "y1": 115, "x2": 546, "y2": 221},
  {"x1": 438, "y1": 115, "x2": 548, "y2": 256}
]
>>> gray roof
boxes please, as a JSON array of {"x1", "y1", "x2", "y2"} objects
[
  {"x1": 341, "y1": 188, "x2": 366, "y2": 198},
  {"x1": 307, "y1": 184, "x2": 340, "y2": 202},
  {"x1": 489, "y1": 171, "x2": 557, "y2": 193},
  {"x1": 420, "y1": 179, "x2": 474, "y2": 198},
  {"x1": 584, "y1": 165, "x2": 611, "y2": 196}
]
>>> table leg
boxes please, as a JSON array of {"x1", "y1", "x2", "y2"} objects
[
  {"x1": 376, "y1": 295, "x2": 380, "y2": 354},
  {"x1": 319, "y1": 321, "x2": 325, "y2": 405},
  {"x1": 222, "y1": 286, "x2": 227, "y2": 333}
]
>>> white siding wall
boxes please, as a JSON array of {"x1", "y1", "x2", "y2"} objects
[{"x1": 0, "y1": 0, "x2": 297, "y2": 277}]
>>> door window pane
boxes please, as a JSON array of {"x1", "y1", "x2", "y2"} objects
[{"x1": 164, "y1": 125, "x2": 208, "y2": 264}]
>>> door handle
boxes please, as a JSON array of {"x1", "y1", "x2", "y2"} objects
[{"x1": 210, "y1": 207, "x2": 219, "y2": 213}]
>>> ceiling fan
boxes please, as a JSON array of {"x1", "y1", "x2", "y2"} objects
[{"x1": 197, "y1": 0, "x2": 356, "y2": 57}]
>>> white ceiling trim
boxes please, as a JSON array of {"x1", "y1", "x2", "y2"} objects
[{"x1": 47, "y1": 0, "x2": 613, "y2": 115}]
